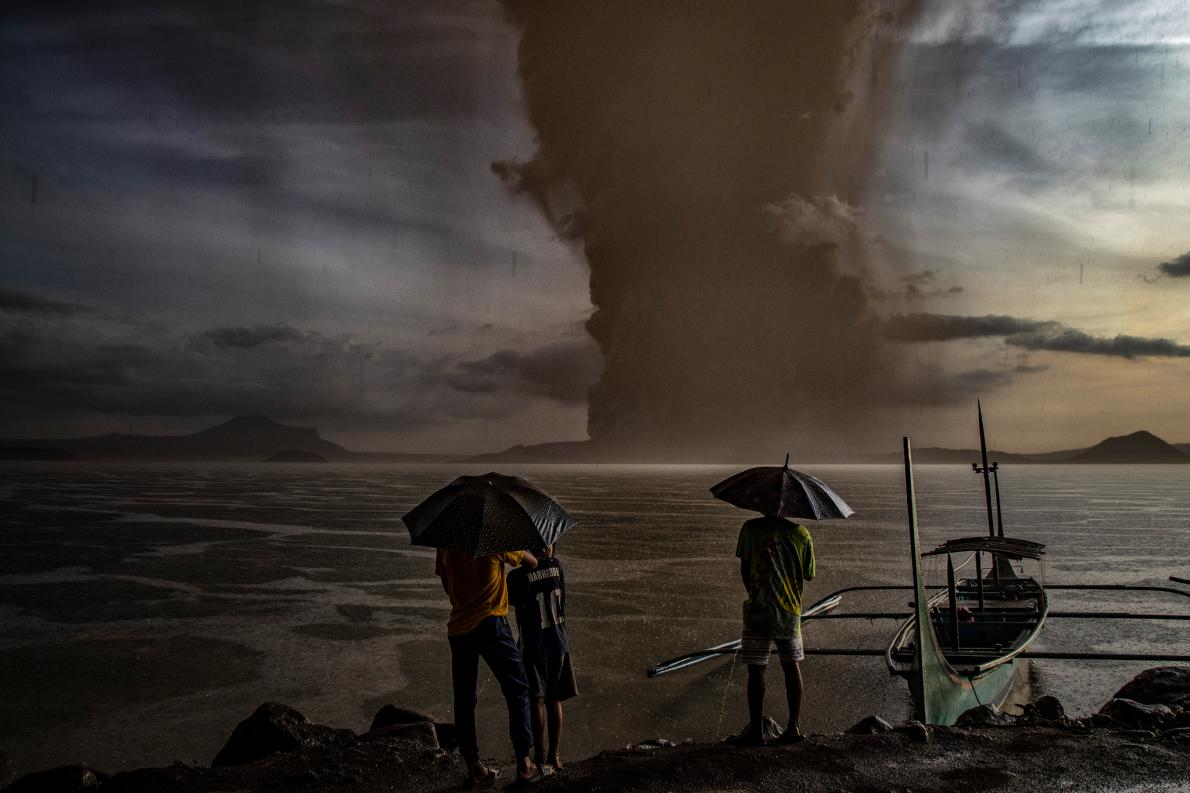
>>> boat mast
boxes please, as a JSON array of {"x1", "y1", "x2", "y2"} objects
[
  {"x1": 903, "y1": 437, "x2": 932, "y2": 721},
  {"x1": 976, "y1": 400, "x2": 995, "y2": 538}
]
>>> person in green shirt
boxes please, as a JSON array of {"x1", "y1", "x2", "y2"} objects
[{"x1": 734, "y1": 513, "x2": 815, "y2": 745}]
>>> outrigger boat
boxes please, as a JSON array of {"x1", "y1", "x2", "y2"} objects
[
  {"x1": 888, "y1": 433, "x2": 1049, "y2": 725},
  {"x1": 647, "y1": 405, "x2": 1190, "y2": 725}
]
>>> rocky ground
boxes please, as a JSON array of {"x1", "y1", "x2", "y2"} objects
[{"x1": 4, "y1": 668, "x2": 1188, "y2": 793}]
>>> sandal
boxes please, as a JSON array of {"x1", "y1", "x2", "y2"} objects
[{"x1": 462, "y1": 769, "x2": 499, "y2": 789}]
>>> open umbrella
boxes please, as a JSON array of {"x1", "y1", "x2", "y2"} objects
[
  {"x1": 402, "y1": 472, "x2": 576, "y2": 556},
  {"x1": 710, "y1": 454, "x2": 854, "y2": 521}
]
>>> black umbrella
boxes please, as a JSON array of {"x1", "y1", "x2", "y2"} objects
[
  {"x1": 710, "y1": 454, "x2": 854, "y2": 521},
  {"x1": 402, "y1": 472, "x2": 576, "y2": 556}
]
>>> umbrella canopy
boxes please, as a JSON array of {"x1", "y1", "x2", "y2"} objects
[
  {"x1": 402, "y1": 472, "x2": 576, "y2": 556},
  {"x1": 710, "y1": 457, "x2": 854, "y2": 521}
]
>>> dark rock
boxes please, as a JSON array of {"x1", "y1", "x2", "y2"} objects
[
  {"x1": 364, "y1": 721, "x2": 440, "y2": 749},
  {"x1": 0, "y1": 750, "x2": 12, "y2": 787},
  {"x1": 1018, "y1": 695, "x2": 1067, "y2": 726},
  {"x1": 632, "y1": 738, "x2": 677, "y2": 750},
  {"x1": 895, "y1": 720, "x2": 930, "y2": 743},
  {"x1": 1036, "y1": 695, "x2": 1066, "y2": 722},
  {"x1": 6, "y1": 765, "x2": 107, "y2": 793},
  {"x1": 1098, "y1": 698, "x2": 1176, "y2": 731},
  {"x1": 956, "y1": 704, "x2": 1016, "y2": 727},
  {"x1": 1160, "y1": 726, "x2": 1190, "y2": 744},
  {"x1": 370, "y1": 705, "x2": 437, "y2": 731},
  {"x1": 369, "y1": 704, "x2": 457, "y2": 751},
  {"x1": 845, "y1": 715, "x2": 893, "y2": 735},
  {"x1": 212, "y1": 702, "x2": 357, "y2": 767},
  {"x1": 1111, "y1": 666, "x2": 1190, "y2": 709}
]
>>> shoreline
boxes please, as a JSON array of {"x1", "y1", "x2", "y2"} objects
[{"x1": 5, "y1": 669, "x2": 1187, "y2": 793}]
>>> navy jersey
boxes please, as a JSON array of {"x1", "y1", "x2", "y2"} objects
[{"x1": 507, "y1": 557, "x2": 569, "y2": 661}]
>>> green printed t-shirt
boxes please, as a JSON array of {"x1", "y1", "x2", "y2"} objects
[{"x1": 735, "y1": 516, "x2": 815, "y2": 638}]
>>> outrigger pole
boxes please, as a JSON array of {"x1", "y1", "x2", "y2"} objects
[{"x1": 647, "y1": 574, "x2": 1190, "y2": 677}]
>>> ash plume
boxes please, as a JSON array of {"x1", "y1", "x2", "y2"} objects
[{"x1": 497, "y1": 1, "x2": 919, "y2": 458}]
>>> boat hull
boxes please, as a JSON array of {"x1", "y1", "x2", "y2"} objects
[{"x1": 903, "y1": 655, "x2": 1027, "y2": 726}]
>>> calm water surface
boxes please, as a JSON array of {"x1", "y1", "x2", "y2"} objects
[{"x1": 0, "y1": 462, "x2": 1187, "y2": 777}]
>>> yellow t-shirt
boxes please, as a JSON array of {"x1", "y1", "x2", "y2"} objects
[{"x1": 435, "y1": 549, "x2": 525, "y2": 636}]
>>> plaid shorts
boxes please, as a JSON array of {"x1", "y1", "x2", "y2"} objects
[{"x1": 740, "y1": 630, "x2": 804, "y2": 666}]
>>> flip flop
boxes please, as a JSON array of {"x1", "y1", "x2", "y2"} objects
[{"x1": 462, "y1": 769, "x2": 499, "y2": 789}]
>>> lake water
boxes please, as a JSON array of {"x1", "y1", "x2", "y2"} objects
[{"x1": 1, "y1": 462, "x2": 1187, "y2": 777}]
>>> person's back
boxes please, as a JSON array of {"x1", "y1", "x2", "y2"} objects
[
  {"x1": 508, "y1": 554, "x2": 569, "y2": 659},
  {"x1": 734, "y1": 515, "x2": 815, "y2": 745},
  {"x1": 737, "y1": 516, "x2": 815, "y2": 637},
  {"x1": 437, "y1": 549, "x2": 524, "y2": 636},
  {"x1": 507, "y1": 547, "x2": 577, "y2": 770}
]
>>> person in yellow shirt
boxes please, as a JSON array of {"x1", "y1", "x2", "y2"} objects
[{"x1": 436, "y1": 547, "x2": 541, "y2": 787}]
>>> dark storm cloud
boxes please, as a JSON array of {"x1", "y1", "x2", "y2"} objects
[
  {"x1": 884, "y1": 313, "x2": 1053, "y2": 341},
  {"x1": 0, "y1": 1, "x2": 500, "y2": 124},
  {"x1": 497, "y1": 0, "x2": 921, "y2": 456},
  {"x1": 896, "y1": 270, "x2": 964, "y2": 302},
  {"x1": 0, "y1": 305, "x2": 597, "y2": 431},
  {"x1": 0, "y1": 287, "x2": 93, "y2": 316},
  {"x1": 885, "y1": 312, "x2": 1190, "y2": 359},
  {"x1": 1007, "y1": 328, "x2": 1190, "y2": 359},
  {"x1": 1157, "y1": 252, "x2": 1190, "y2": 278},
  {"x1": 199, "y1": 324, "x2": 307, "y2": 349},
  {"x1": 450, "y1": 340, "x2": 601, "y2": 404}
]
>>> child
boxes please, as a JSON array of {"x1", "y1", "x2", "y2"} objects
[{"x1": 507, "y1": 543, "x2": 577, "y2": 770}]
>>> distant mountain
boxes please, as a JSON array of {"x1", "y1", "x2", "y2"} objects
[
  {"x1": 1, "y1": 415, "x2": 349, "y2": 462},
  {"x1": 1063, "y1": 430, "x2": 1190, "y2": 464},
  {"x1": 468, "y1": 440, "x2": 617, "y2": 464},
  {"x1": 859, "y1": 447, "x2": 1033, "y2": 465},
  {"x1": 471, "y1": 432, "x2": 1188, "y2": 465},
  {"x1": 263, "y1": 450, "x2": 328, "y2": 463}
]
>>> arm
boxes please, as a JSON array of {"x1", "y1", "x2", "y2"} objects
[
  {"x1": 804, "y1": 536, "x2": 816, "y2": 582},
  {"x1": 520, "y1": 550, "x2": 539, "y2": 570},
  {"x1": 740, "y1": 558, "x2": 750, "y2": 592}
]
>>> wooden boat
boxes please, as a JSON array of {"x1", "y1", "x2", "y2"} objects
[{"x1": 885, "y1": 509, "x2": 1049, "y2": 725}]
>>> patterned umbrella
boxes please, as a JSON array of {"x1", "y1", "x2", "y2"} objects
[
  {"x1": 710, "y1": 455, "x2": 854, "y2": 521},
  {"x1": 402, "y1": 472, "x2": 577, "y2": 556}
]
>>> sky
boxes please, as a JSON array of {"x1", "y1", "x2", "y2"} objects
[{"x1": 1, "y1": 1, "x2": 1189, "y2": 457}]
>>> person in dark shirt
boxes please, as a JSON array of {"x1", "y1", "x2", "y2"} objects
[{"x1": 507, "y1": 544, "x2": 578, "y2": 770}]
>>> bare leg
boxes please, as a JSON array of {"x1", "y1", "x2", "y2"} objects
[
  {"x1": 780, "y1": 660, "x2": 803, "y2": 737},
  {"x1": 546, "y1": 699, "x2": 564, "y2": 768},
  {"x1": 531, "y1": 697, "x2": 546, "y2": 767},
  {"x1": 746, "y1": 664, "x2": 767, "y2": 741}
]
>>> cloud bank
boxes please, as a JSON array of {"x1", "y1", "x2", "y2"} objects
[{"x1": 886, "y1": 313, "x2": 1190, "y2": 359}]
